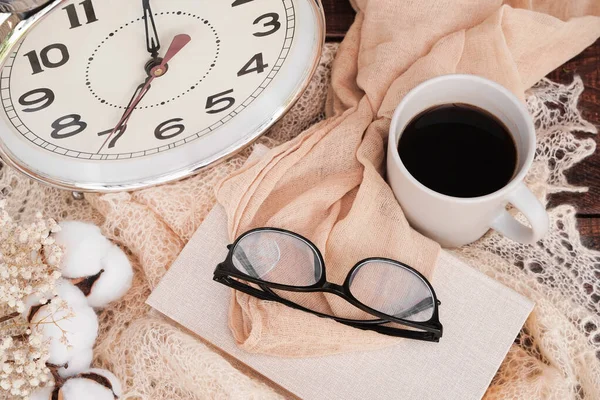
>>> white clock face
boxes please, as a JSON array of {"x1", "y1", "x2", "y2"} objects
[{"x1": 0, "y1": 0, "x2": 323, "y2": 190}]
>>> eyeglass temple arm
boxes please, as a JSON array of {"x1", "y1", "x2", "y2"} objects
[
  {"x1": 393, "y1": 297, "x2": 435, "y2": 320},
  {"x1": 232, "y1": 246, "x2": 261, "y2": 279},
  {"x1": 341, "y1": 320, "x2": 440, "y2": 342},
  {"x1": 232, "y1": 245, "x2": 286, "y2": 298},
  {"x1": 214, "y1": 273, "x2": 442, "y2": 342},
  {"x1": 230, "y1": 244, "x2": 437, "y2": 337},
  {"x1": 214, "y1": 275, "x2": 274, "y2": 302}
]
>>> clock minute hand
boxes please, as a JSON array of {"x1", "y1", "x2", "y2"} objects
[
  {"x1": 98, "y1": 78, "x2": 152, "y2": 153},
  {"x1": 143, "y1": 0, "x2": 160, "y2": 59},
  {"x1": 98, "y1": 34, "x2": 192, "y2": 154}
]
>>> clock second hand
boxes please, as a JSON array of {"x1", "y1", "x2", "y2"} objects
[{"x1": 98, "y1": 34, "x2": 192, "y2": 154}]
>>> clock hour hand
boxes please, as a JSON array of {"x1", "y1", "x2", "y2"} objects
[
  {"x1": 143, "y1": 0, "x2": 160, "y2": 59},
  {"x1": 152, "y1": 33, "x2": 191, "y2": 74}
]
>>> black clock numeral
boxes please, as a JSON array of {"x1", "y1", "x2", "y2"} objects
[
  {"x1": 238, "y1": 53, "x2": 268, "y2": 77},
  {"x1": 18, "y1": 88, "x2": 55, "y2": 113},
  {"x1": 205, "y1": 90, "x2": 236, "y2": 114},
  {"x1": 231, "y1": 0, "x2": 254, "y2": 6},
  {"x1": 253, "y1": 13, "x2": 281, "y2": 37},
  {"x1": 51, "y1": 114, "x2": 87, "y2": 139},
  {"x1": 24, "y1": 44, "x2": 70, "y2": 75},
  {"x1": 97, "y1": 125, "x2": 127, "y2": 149},
  {"x1": 63, "y1": 0, "x2": 98, "y2": 29},
  {"x1": 155, "y1": 118, "x2": 185, "y2": 140}
]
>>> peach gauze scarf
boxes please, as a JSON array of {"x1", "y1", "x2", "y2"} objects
[{"x1": 216, "y1": 0, "x2": 600, "y2": 356}]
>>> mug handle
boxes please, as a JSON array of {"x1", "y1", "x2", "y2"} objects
[{"x1": 490, "y1": 183, "x2": 549, "y2": 245}]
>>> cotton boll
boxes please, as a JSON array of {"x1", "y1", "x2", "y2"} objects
[
  {"x1": 83, "y1": 244, "x2": 133, "y2": 308},
  {"x1": 55, "y1": 279, "x2": 89, "y2": 309},
  {"x1": 21, "y1": 280, "x2": 88, "y2": 322},
  {"x1": 85, "y1": 368, "x2": 123, "y2": 398},
  {"x1": 60, "y1": 379, "x2": 114, "y2": 400},
  {"x1": 58, "y1": 347, "x2": 93, "y2": 378},
  {"x1": 60, "y1": 369, "x2": 121, "y2": 400},
  {"x1": 51, "y1": 221, "x2": 112, "y2": 278},
  {"x1": 30, "y1": 299, "x2": 98, "y2": 366},
  {"x1": 21, "y1": 291, "x2": 47, "y2": 322},
  {"x1": 51, "y1": 221, "x2": 133, "y2": 308},
  {"x1": 29, "y1": 387, "x2": 54, "y2": 400}
]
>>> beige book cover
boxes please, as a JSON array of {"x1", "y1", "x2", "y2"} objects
[{"x1": 148, "y1": 202, "x2": 534, "y2": 400}]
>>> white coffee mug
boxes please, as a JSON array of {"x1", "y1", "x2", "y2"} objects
[{"x1": 387, "y1": 74, "x2": 549, "y2": 248}]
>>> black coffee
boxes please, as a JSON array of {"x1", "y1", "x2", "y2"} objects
[{"x1": 398, "y1": 103, "x2": 517, "y2": 198}]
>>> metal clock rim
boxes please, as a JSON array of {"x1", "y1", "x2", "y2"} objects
[
  {"x1": 0, "y1": 0, "x2": 326, "y2": 193},
  {"x1": 0, "y1": 0, "x2": 53, "y2": 14}
]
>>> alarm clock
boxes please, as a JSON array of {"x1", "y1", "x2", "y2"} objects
[{"x1": 0, "y1": 0, "x2": 325, "y2": 191}]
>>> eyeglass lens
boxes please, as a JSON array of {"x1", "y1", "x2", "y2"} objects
[
  {"x1": 232, "y1": 230, "x2": 323, "y2": 287},
  {"x1": 348, "y1": 260, "x2": 435, "y2": 323}
]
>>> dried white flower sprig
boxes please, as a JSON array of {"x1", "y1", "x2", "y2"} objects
[
  {"x1": 23, "y1": 279, "x2": 99, "y2": 378},
  {"x1": 1, "y1": 206, "x2": 129, "y2": 399},
  {"x1": 0, "y1": 333, "x2": 52, "y2": 398},
  {"x1": 0, "y1": 199, "x2": 62, "y2": 316},
  {"x1": 51, "y1": 222, "x2": 133, "y2": 309},
  {"x1": 0, "y1": 199, "x2": 63, "y2": 398}
]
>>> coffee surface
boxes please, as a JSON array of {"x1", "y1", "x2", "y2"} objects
[{"x1": 398, "y1": 103, "x2": 517, "y2": 198}]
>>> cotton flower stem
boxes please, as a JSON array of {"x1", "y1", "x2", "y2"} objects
[
  {"x1": 11, "y1": 333, "x2": 28, "y2": 342},
  {"x1": 47, "y1": 363, "x2": 68, "y2": 388},
  {"x1": 70, "y1": 269, "x2": 105, "y2": 296},
  {"x1": 0, "y1": 312, "x2": 19, "y2": 324}
]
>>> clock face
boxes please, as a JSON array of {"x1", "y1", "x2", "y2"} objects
[{"x1": 0, "y1": 0, "x2": 323, "y2": 190}]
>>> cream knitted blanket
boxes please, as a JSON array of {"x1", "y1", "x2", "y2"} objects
[{"x1": 0, "y1": 41, "x2": 599, "y2": 400}]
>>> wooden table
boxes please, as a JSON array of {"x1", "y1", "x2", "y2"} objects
[{"x1": 322, "y1": 0, "x2": 600, "y2": 250}]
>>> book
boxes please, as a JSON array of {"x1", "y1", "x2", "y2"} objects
[{"x1": 148, "y1": 202, "x2": 533, "y2": 400}]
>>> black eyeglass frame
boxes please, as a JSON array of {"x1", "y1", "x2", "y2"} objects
[{"x1": 213, "y1": 227, "x2": 443, "y2": 342}]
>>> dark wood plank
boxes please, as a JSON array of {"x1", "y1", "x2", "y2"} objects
[
  {"x1": 546, "y1": 39, "x2": 600, "y2": 216},
  {"x1": 322, "y1": 0, "x2": 355, "y2": 40},
  {"x1": 578, "y1": 218, "x2": 600, "y2": 250}
]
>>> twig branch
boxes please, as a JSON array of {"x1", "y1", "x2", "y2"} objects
[{"x1": 0, "y1": 312, "x2": 19, "y2": 324}]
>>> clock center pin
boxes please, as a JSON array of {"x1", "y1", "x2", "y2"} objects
[{"x1": 145, "y1": 58, "x2": 168, "y2": 77}]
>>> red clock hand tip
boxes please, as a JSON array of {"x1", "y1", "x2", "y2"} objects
[
  {"x1": 160, "y1": 34, "x2": 192, "y2": 66},
  {"x1": 176, "y1": 33, "x2": 191, "y2": 43}
]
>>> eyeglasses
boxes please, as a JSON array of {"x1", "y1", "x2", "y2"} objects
[{"x1": 213, "y1": 228, "x2": 443, "y2": 342}]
